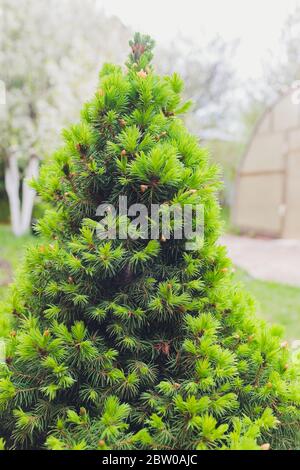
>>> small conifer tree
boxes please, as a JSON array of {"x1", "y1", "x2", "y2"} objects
[{"x1": 0, "y1": 34, "x2": 299, "y2": 450}]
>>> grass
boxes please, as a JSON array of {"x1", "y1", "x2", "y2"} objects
[
  {"x1": 0, "y1": 224, "x2": 35, "y2": 299},
  {"x1": 0, "y1": 224, "x2": 299, "y2": 340},
  {"x1": 0, "y1": 224, "x2": 36, "y2": 337},
  {"x1": 234, "y1": 269, "x2": 300, "y2": 340}
]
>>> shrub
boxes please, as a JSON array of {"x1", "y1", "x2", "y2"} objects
[{"x1": 0, "y1": 34, "x2": 299, "y2": 450}]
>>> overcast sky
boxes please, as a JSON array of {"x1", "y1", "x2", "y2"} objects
[{"x1": 97, "y1": 0, "x2": 300, "y2": 80}]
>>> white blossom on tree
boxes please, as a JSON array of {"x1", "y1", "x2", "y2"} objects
[{"x1": 0, "y1": 0, "x2": 130, "y2": 235}]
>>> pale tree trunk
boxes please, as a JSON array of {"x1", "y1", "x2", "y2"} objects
[
  {"x1": 21, "y1": 154, "x2": 39, "y2": 234},
  {"x1": 4, "y1": 153, "x2": 22, "y2": 236},
  {"x1": 4, "y1": 154, "x2": 39, "y2": 237}
]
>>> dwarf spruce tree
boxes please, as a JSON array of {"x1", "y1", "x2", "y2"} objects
[{"x1": 0, "y1": 34, "x2": 299, "y2": 450}]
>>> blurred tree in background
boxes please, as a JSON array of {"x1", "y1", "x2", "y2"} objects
[
  {"x1": 0, "y1": 0, "x2": 130, "y2": 235},
  {"x1": 264, "y1": 5, "x2": 300, "y2": 96},
  {"x1": 0, "y1": 0, "x2": 240, "y2": 235},
  {"x1": 238, "y1": 4, "x2": 300, "y2": 147},
  {"x1": 157, "y1": 36, "x2": 237, "y2": 137},
  {"x1": 156, "y1": 36, "x2": 241, "y2": 208}
]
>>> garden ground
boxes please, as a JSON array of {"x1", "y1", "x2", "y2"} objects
[
  {"x1": 0, "y1": 224, "x2": 300, "y2": 339},
  {"x1": 223, "y1": 234, "x2": 300, "y2": 287}
]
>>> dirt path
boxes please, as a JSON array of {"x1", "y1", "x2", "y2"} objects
[{"x1": 221, "y1": 235, "x2": 300, "y2": 287}]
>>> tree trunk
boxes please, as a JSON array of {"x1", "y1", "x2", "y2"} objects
[
  {"x1": 4, "y1": 154, "x2": 39, "y2": 237},
  {"x1": 21, "y1": 154, "x2": 39, "y2": 234},
  {"x1": 4, "y1": 153, "x2": 22, "y2": 236}
]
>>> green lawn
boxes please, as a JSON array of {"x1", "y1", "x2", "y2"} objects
[
  {"x1": 0, "y1": 224, "x2": 35, "y2": 299},
  {"x1": 0, "y1": 224, "x2": 36, "y2": 336},
  {"x1": 0, "y1": 224, "x2": 299, "y2": 340},
  {"x1": 234, "y1": 269, "x2": 300, "y2": 340}
]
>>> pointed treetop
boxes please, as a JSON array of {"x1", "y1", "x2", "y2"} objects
[{"x1": 127, "y1": 32, "x2": 155, "y2": 70}]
